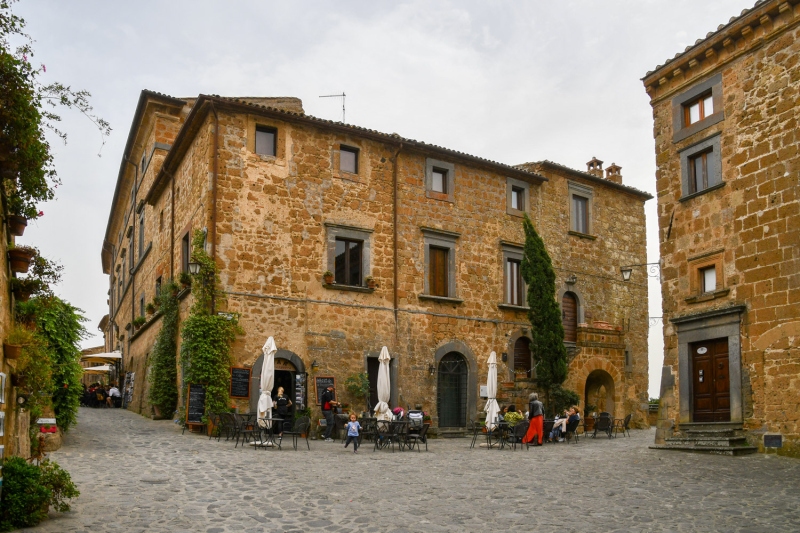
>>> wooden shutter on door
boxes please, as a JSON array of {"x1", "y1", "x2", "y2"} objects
[{"x1": 562, "y1": 293, "x2": 577, "y2": 343}]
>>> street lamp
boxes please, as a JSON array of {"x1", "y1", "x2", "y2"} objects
[
  {"x1": 621, "y1": 267, "x2": 633, "y2": 282},
  {"x1": 187, "y1": 261, "x2": 201, "y2": 275},
  {"x1": 620, "y1": 263, "x2": 661, "y2": 281}
]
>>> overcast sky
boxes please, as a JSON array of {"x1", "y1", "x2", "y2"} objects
[{"x1": 13, "y1": 0, "x2": 748, "y2": 397}]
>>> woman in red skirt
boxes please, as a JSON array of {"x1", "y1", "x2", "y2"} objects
[{"x1": 523, "y1": 392, "x2": 544, "y2": 446}]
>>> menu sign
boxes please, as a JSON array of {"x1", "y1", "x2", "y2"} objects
[
  {"x1": 314, "y1": 376, "x2": 336, "y2": 405},
  {"x1": 230, "y1": 367, "x2": 251, "y2": 399},
  {"x1": 186, "y1": 383, "x2": 206, "y2": 425}
]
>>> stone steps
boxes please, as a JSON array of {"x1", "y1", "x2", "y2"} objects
[
  {"x1": 650, "y1": 444, "x2": 758, "y2": 456},
  {"x1": 665, "y1": 436, "x2": 750, "y2": 447},
  {"x1": 652, "y1": 422, "x2": 757, "y2": 456}
]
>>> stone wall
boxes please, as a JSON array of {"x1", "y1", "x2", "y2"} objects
[{"x1": 644, "y1": 0, "x2": 800, "y2": 456}]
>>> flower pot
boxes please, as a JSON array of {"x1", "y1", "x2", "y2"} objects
[
  {"x1": 12, "y1": 286, "x2": 34, "y2": 302},
  {"x1": 8, "y1": 249, "x2": 34, "y2": 273},
  {"x1": 367, "y1": 280, "x2": 376, "y2": 289},
  {"x1": 10, "y1": 373, "x2": 26, "y2": 387},
  {"x1": 584, "y1": 417, "x2": 595, "y2": 432},
  {"x1": 3, "y1": 343, "x2": 22, "y2": 359},
  {"x1": 7, "y1": 215, "x2": 27, "y2": 237},
  {"x1": 323, "y1": 275, "x2": 334, "y2": 284}
]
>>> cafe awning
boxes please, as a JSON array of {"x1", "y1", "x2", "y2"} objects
[
  {"x1": 83, "y1": 365, "x2": 112, "y2": 374},
  {"x1": 80, "y1": 352, "x2": 122, "y2": 364}
]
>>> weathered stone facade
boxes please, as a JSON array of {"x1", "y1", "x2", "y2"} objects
[
  {"x1": 643, "y1": 0, "x2": 800, "y2": 456},
  {"x1": 102, "y1": 92, "x2": 651, "y2": 431}
]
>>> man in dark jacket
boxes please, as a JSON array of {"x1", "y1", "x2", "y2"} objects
[{"x1": 320, "y1": 385, "x2": 339, "y2": 442}]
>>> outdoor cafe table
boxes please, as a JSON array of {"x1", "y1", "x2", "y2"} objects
[{"x1": 254, "y1": 417, "x2": 284, "y2": 449}]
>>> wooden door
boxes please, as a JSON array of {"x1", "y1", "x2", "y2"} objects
[
  {"x1": 691, "y1": 339, "x2": 730, "y2": 422},
  {"x1": 437, "y1": 353, "x2": 467, "y2": 427},
  {"x1": 562, "y1": 292, "x2": 577, "y2": 343},
  {"x1": 514, "y1": 337, "x2": 532, "y2": 379}
]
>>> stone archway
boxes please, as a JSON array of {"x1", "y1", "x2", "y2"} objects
[
  {"x1": 433, "y1": 340, "x2": 478, "y2": 427},
  {"x1": 249, "y1": 349, "x2": 306, "y2": 413},
  {"x1": 506, "y1": 329, "x2": 534, "y2": 381},
  {"x1": 585, "y1": 369, "x2": 615, "y2": 417}
]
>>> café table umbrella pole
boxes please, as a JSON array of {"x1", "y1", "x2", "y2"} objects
[
  {"x1": 255, "y1": 337, "x2": 276, "y2": 445},
  {"x1": 374, "y1": 346, "x2": 392, "y2": 421},
  {"x1": 484, "y1": 351, "x2": 500, "y2": 430}
]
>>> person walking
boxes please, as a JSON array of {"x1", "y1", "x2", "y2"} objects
[
  {"x1": 321, "y1": 385, "x2": 339, "y2": 442},
  {"x1": 343, "y1": 413, "x2": 361, "y2": 453},
  {"x1": 523, "y1": 392, "x2": 544, "y2": 446}
]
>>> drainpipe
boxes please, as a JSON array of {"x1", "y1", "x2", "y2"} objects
[
  {"x1": 209, "y1": 102, "x2": 220, "y2": 314},
  {"x1": 392, "y1": 143, "x2": 403, "y2": 341},
  {"x1": 123, "y1": 156, "x2": 137, "y2": 326}
]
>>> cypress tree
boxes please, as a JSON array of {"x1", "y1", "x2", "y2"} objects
[{"x1": 521, "y1": 214, "x2": 568, "y2": 396}]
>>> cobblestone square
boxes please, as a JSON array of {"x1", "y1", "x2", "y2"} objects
[{"x1": 29, "y1": 408, "x2": 800, "y2": 532}]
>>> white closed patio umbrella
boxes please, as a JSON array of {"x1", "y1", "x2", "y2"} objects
[
  {"x1": 257, "y1": 337, "x2": 276, "y2": 430},
  {"x1": 484, "y1": 351, "x2": 500, "y2": 430},
  {"x1": 374, "y1": 346, "x2": 392, "y2": 421}
]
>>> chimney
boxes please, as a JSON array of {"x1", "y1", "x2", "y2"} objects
[
  {"x1": 605, "y1": 163, "x2": 623, "y2": 184},
  {"x1": 586, "y1": 157, "x2": 604, "y2": 177}
]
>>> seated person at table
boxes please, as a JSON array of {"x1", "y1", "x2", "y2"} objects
[
  {"x1": 498, "y1": 405, "x2": 508, "y2": 421},
  {"x1": 549, "y1": 406, "x2": 580, "y2": 442},
  {"x1": 503, "y1": 405, "x2": 524, "y2": 426},
  {"x1": 106, "y1": 384, "x2": 121, "y2": 407}
]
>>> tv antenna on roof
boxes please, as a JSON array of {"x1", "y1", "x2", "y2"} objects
[{"x1": 319, "y1": 92, "x2": 346, "y2": 123}]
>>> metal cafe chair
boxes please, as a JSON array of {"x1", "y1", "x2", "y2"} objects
[
  {"x1": 470, "y1": 421, "x2": 484, "y2": 449},
  {"x1": 613, "y1": 414, "x2": 632, "y2": 438},
  {"x1": 405, "y1": 423, "x2": 430, "y2": 452},
  {"x1": 592, "y1": 413, "x2": 613, "y2": 439},
  {"x1": 282, "y1": 416, "x2": 311, "y2": 451}
]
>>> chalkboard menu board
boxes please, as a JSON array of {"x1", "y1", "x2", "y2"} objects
[
  {"x1": 230, "y1": 367, "x2": 251, "y2": 399},
  {"x1": 314, "y1": 376, "x2": 336, "y2": 405},
  {"x1": 186, "y1": 383, "x2": 206, "y2": 425}
]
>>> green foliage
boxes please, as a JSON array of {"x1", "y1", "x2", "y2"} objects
[
  {"x1": 0, "y1": 457, "x2": 79, "y2": 530},
  {"x1": 548, "y1": 384, "x2": 581, "y2": 418},
  {"x1": 132, "y1": 316, "x2": 146, "y2": 328},
  {"x1": 5, "y1": 323, "x2": 35, "y2": 345},
  {"x1": 344, "y1": 372, "x2": 370, "y2": 412},
  {"x1": 19, "y1": 249, "x2": 63, "y2": 297},
  {"x1": 0, "y1": 457, "x2": 49, "y2": 530},
  {"x1": 180, "y1": 230, "x2": 241, "y2": 422},
  {"x1": 22, "y1": 296, "x2": 87, "y2": 433},
  {"x1": 521, "y1": 214, "x2": 568, "y2": 391},
  {"x1": 14, "y1": 335, "x2": 52, "y2": 430},
  {"x1": 147, "y1": 280, "x2": 180, "y2": 415},
  {"x1": 293, "y1": 406, "x2": 312, "y2": 421},
  {"x1": 179, "y1": 271, "x2": 192, "y2": 286},
  {"x1": 0, "y1": 0, "x2": 110, "y2": 219}
]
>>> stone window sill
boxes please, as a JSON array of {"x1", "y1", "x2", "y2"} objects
[
  {"x1": 568, "y1": 231, "x2": 597, "y2": 240},
  {"x1": 679, "y1": 181, "x2": 726, "y2": 203},
  {"x1": 418, "y1": 294, "x2": 464, "y2": 305},
  {"x1": 498, "y1": 303, "x2": 529, "y2": 312},
  {"x1": 684, "y1": 287, "x2": 730, "y2": 304},
  {"x1": 323, "y1": 283, "x2": 375, "y2": 294}
]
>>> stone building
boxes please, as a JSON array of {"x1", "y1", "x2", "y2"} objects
[
  {"x1": 643, "y1": 0, "x2": 799, "y2": 455},
  {"x1": 100, "y1": 91, "x2": 652, "y2": 432}
]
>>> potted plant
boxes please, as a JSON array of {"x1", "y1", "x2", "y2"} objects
[
  {"x1": 4, "y1": 325, "x2": 36, "y2": 360},
  {"x1": 132, "y1": 316, "x2": 146, "y2": 330},
  {"x1": 145, "y1": 302, "x2": 155, "y2": 315},
  {"x1": 344, "y1": 372, "x2": 370, "y2": 414},
  {"x1": 7, "y1": 245, "x2": 36, "y2": 274},
  {"x1": 365, "y1": 275, "x2": 376, "y2": 289},
  {"x1": 10, "y1": 277, "x2": 43, "y2": 302},
  {"x1": 179, "y1": 271, "x2": 192, "y2": 288},
  {"x1": 7, "y1": 214, "x2": 27, "y2": 237},
  {"x1": 322, "y1": 270, "x2": 334, "y2": 284},
  {"x1": 584, "y1": 404, "x2": 597, "y2": 432}
]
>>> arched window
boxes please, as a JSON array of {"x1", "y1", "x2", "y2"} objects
[
  {"x1": 562, "y1": 292, "x2": 578, "y2": 343},
  {"x1": 514, "y1": 337, "x2": 532, "y2": 379}
]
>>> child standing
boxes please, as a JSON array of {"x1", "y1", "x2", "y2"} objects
[{"x1": 343, "y1": 413, "x2": 361, "y2": 453}]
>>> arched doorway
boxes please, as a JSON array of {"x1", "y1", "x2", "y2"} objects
[
  {"x1": 562, "y1": 292, "x2": 578, "y2": 342},
  {"x1": 514, "y1": 337, "x2": 532, "y2": 379},
  {"x1": 437, "y1": 352, "x2": 468, "y2": 428},
  {"x1": 249, "y1": 349, "x2": 307, "y2": 414},
  {"x1": 584, "y1": 369, "x2": 615, "y2": 416}
]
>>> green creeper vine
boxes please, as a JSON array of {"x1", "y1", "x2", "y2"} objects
[
  {"x1": 179, "y1": 230, "x2": 241, "y2": 422},
  {"x1": 146, "y1": 280, "x2": 180, "y2": 417}
]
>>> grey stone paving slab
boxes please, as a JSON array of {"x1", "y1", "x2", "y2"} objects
[{"x1": 23, "y1": 407, "x2": 800, "y2": 532}]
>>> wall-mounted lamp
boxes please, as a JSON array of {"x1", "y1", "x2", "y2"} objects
[
  {"x1": 187, "y1": 261, "x2": 201, "y2": 275},
  {"x1": 501, "y1": 352, "x2": 508, "y2": 363},
  {"x1": 566, "y1": 274, "x2": 578, "y2": 284},
  {"x1": 620, "y1": 263, "x2": 661, "y2": 282},
  {"x1": 428, "y1": 364, "x2": 436, "y2": 376},
  {"x1": 311, "y1": 360, "x2": 319, "y2": 371}
]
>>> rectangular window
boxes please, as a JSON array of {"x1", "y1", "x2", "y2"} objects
[
  {"x1": 138, "y1": 212, "x2": 145, "y2": 259},
  {"x1": 505, "y1": 259, "x2": 524, "y2": 306},
  {"x1": 688, "y1": 149, "x2": 717, "y2": 194},
  {"x1": 255, "y1": 126, "x2": 277, "y2": 156},
  {"x1": 511, "y1": 187, "x2": 524, "y2": 211},
  {"x1": 431, "y1": 168, "x2": 447, "y2": 194},
  {"x1": 429, "y1": 246, "x2": 449, "y2": 297},
  {"x1": 701, "y1": 266, "x2": 716, "y2": 293},
  {"x1": 140, "y1": 293, "x2": 145, "y2": 317},
  {"x1": 155, "y1": 276, "x2": 162, "y2": 296},
  {"x1": 141, "y1": 153, "x2": 146, "y2": 174},
  {"x1": 684, "y1": 93, "x2": 713, "y2": 126},
  {"x1": 334, "y1": 238, "x2": 363, "y2": 286},
  {"x1": 159, "y1": 210, "x2": 163, "y2": 232},
  {"x1": 181, "y1": 232, "x2": 190, "y2": 273},
  {"x1": 572, "y1": 195, "x2": 588, "y2": 233},
  {"x1": 340, "y1": 146, "x2": 358, "y2": 174}
]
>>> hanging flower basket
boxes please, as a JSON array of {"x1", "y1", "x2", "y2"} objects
[
  {"x1": 11, "y1": 278, "x2": 42, "y2": 302},
  {"x1": 7, "y1": 215, "x2": 27, "y2": 237},
  {"x1": 8, "y1": 247, "x2": 35, "y2": 274},
  {"x1": 3, "y1": 343, "x2": 22, "y2": 360}
]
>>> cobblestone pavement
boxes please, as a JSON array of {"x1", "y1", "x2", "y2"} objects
[{"x1": 29, "y1": 407, "x2": 800, "y2": 532}]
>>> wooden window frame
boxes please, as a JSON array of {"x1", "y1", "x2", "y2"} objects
[
  {"x1": 425, "y1": 158, "x2": 455, "y2": 203},
  {"x1": 421, "y1": 227, "x2": 460, "y2": 299},
  {"x1": 429, "y1": 246, "x2": 449, "y2": 297},
  {"x1": 683, "y1": 92, "x2": 713, "y2": 126},
  {"x1": 334, "y1": 237, "x2": 363, "y2": 286},
  {"x1": 688, "y1": 149, "x2": 711, "y2": 194},
  {"x1": 679, "y1": 133, "x2": 722, "y2": 200},
  {"x1": 505, "y1": 258, "x2": 524, "y2": 306},
  {"x1": 255, "y1": 125, "x2": 277, "y2": 157},
  {"x1": 180, "y1": 231, "x2": 191, "y2": 274},
  {"x1": 568, "y1": 181, "x2": 594, "y2": 237}
]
